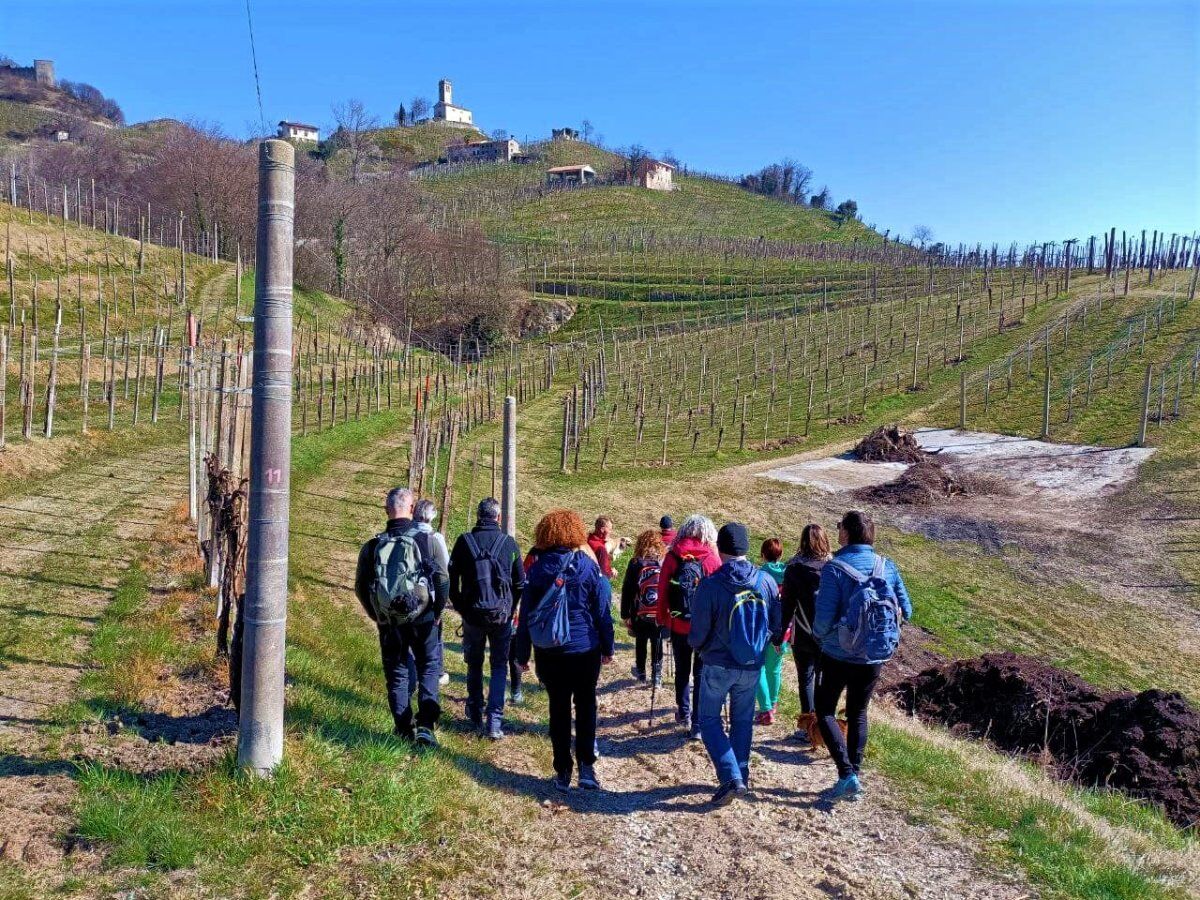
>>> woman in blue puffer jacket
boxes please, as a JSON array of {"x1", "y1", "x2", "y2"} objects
[
  {"x1": 813, "y1": 510, "x2": 912, "y2": 802},
  {"x1": 516, "y1": 508, "x2": 615, "y2": 793}
]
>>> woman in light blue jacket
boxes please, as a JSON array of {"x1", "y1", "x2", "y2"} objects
[{"x1": 813, "y1": 510, "x2": 911, "y2": 802}]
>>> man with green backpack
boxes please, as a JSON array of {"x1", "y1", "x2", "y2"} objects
[{"x1": 354, "y1": 487, "x2": 451, "y2": 746}]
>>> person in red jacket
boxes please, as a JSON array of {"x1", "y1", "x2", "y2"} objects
[
  {"x1": 657, "y1": 514, "x2": 721, "y2": 739},
  {"x1": 587, "y1": 517, "x2": 615, "y2": 577},
  {"x1": 587, "y1": 516, "x2": 628, "y2": 579}
]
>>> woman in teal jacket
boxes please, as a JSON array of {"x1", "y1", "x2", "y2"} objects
[{"x1": 754, "y1": 538, "x2": 788, "y2": 724}]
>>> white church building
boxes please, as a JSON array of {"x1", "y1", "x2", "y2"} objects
[{"x1": 432, "y1": 79, "x2": 473, "y2": 127}]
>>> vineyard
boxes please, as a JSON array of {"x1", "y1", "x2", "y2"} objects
[{"x1": 1, "y1": 152, "x2": 1199, "y2": 900}]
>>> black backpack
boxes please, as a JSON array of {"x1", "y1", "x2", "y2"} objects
[
  {"x1": 459, "y1": 532, "x2": 514, "y2": 626},
  {"x1": 668, "y1": 551, "x2": 705, "y2": 623}
]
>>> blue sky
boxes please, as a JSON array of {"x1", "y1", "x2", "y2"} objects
[{"x1": 5, "y1": 0, "x2": 1196, "y2": 246}]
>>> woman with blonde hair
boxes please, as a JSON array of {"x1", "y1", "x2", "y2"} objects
[
  {"x1": 515, "y1": 509, "x2": 614, "y2": 792},
  {"x1": 620, "y1": 529, "x2": 667, "y2": 685},
  {"x1": 781, "y1": 523, "x2": 833, "y2": 740}
]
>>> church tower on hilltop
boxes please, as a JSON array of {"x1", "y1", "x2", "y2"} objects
[{"x1": 432, "y1": 78, "x2": 473, "y2": 127}]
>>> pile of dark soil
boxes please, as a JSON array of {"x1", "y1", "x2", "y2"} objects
[
  {"x1": 1078, "y1": 689, "x2": 1200, "y2": 830},
  {"x1": 856, "y1": 459, "x2": 997, "y2": 506},
  {"x1": 895, "y1": 652, "x2": 1200, "y2": 829},
  {"x1": 852, "y1": 424, "x2": 927, "y2": 463}
]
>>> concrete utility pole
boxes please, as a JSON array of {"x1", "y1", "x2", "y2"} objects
[
  {"x1": 238, "y1": 139, "x2": 295, "y2": 775},
  {"x1": 501, "y1": 396, "x2": 517, "y2": 537}
]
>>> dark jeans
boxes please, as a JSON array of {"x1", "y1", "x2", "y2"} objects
[
  {"x1": 535, "y1": 648, "x2": 601, "y2": 778},
  {"x1": 631, "y1": 618, "x2": 663, "y2": 679},
  {"x1": 379, "y1": 619, "x2": 443, "y2": 737},
  {"x1": 793, "y1": 643, "x2": 819, "y2": 714},
  {"x1": 463, "y1": 619, "x2": 512, "y2": 726},
  {"x1": 509, "y1": 631, "x2": 523, "y2": 695},
  {"x1": 815, "y1": 655, "x2": 883, "y2": 777},
  {"x1": 670, "y1": 630, "x2": 702, "y2": 728}
]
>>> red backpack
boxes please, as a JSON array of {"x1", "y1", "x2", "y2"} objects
[{"x1": 635, "y1": 559, "x2": 662, "y2": 621}]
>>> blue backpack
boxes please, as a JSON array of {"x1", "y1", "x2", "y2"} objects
[
  {"x1": 528, "y1": 552, "x2": 579, "y2": 650},
  {"x1": 828, "y1": 554, "x2": 903, "y2": 663},
  {"x1": 727, "y1": 572, "x2": 772, "y2": 666}
]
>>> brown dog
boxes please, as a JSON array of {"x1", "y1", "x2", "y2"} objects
[{"x1": 796, "y1": 712, "x2": 848, "y2": 752}]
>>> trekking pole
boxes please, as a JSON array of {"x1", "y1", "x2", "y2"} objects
[{"x1": 648, "y1": 666, "x2": 658, "y2": 730}]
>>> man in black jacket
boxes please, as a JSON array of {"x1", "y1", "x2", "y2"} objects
[
  {"x1": 449, "y1": 498, "x2": 525, "y2": 740},
  {"x1": 355, "y1": 487, "x2": 451, "y2": 746}
]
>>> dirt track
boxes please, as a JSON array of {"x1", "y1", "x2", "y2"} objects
[{"x1": 0, "y1": 440, "x2": 186, "y2": 864}]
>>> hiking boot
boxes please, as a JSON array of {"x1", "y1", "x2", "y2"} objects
[
  {"x1": 630, "y1": 666, "x2": 646, "y2": 683},
  {"x1": 675, "y1": 708, "x2": 690, "y2": 727},
  {"x1": 466, "y1": 704, "x2": 483, "y2": 732},
  {"x1": 414, "y1": 727, "x2": 439, "y2": 749},
  {"x1": 487, "y1": 721, "x2": 505, "y2": 741},
  {"x1": 851, "y1": 773, "x2": 865, "y2": 798},
  {"x1": 652, "y1": 673, "x2": 663, "y2": 688},
  {"x1": 830, "y1": 774, "x2": 861, "y2": 801},
  {"x1": 688, "y1": 728, "x2": 702, "y2": 743},
  {"x1": 578, "y1": 765, "x2": 601, "y2": 790},
  {"x1": 754, "y1": 711, "x2": 772, "y2": 726},
  {"x1": 552, "y1": 772, "x2": 572, "y2": 793},
  {"x1": 711, "y1": 779, "x2": 747, "y2": 807},
  {"x1": 510, "y1": 689, "x2": 525, "y2": 706}
]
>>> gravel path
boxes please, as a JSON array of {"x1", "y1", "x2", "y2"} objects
[{"x1": 474, "y1": 642, "x2": 1033, "y2": 900}]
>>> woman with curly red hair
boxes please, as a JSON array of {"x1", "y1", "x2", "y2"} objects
[{"x1": 515, "y1": 509, "x2": 614, "y2": 792}]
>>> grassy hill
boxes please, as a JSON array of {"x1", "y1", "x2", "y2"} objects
[
  {"x1": 371, "y1": 120, "x2": 486, "y2": 164},
  {"x1": 0, "y1": 70, "x2": 119, "y2": 151},
  {"x1": 419, "y1": 138, "x2": 879, "y2": 244}
]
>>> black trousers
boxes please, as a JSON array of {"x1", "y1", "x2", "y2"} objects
[
  {"x1": 815, "y1": 655, "x2": 883, "y2": 777},
  {"x1": 631, "y1": 618, "x2": 663, "y2": 678},
  {"x1": 508, "y1": 630, "x2": 523, "y2": 695},
  {"x1": 535, "y1": 648, "x2": 601, "y2": 778},
  {"x1": 792, "y1": 643, "x2": 819, "y2": 714},
  {"x1": 379, "y1": 619, "x2": 443, "y2": 736},
  {"x1": 670, "y1": 630, "x2": 702, "y2": 725}
]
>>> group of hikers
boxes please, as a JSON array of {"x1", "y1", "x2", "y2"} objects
[{"x1": 354, "y1": 489, "x2": 912, "y2": 805}]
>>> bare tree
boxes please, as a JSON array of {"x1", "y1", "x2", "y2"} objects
[
  {"x1": 911, "y1": 225, "x2": 934, "y2": 247},
  {"x1": 331, "y1": 100, "x2": 380, "y2": 182},
  {"x1": 409, "y1": 97, "x2": 431, "y2": 122},
  {"x1": 581, "y1": 119, "x2": 595, "y2": 141}
]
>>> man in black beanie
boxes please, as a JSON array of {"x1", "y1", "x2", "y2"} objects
[
  {"x1": 659, "y1": 515, "x2": 676, "y2": 546},
  {"x1": 689, "y1": 522, "x2": 782, "y2": 806}
]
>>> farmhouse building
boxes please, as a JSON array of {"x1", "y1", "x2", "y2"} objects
[
  {"x1": 278, "y1": 120, "x2": 320, "y2": 142},
  {"x1": 635, "y1": 159, "x2": 674, "y2": 191},
  {"x1": 547, "y1": 164, "x2": 596, "y2": 186},
  {"x1": 53, "y1": 129, "x2": 69, "y2": 142},
  {"x1": 433, "y1": 79, "x2": 474, "y2": 127},
  {"x1": 446, "y1": 137, "x2": 521, "y2": 164},
  {"x1": 552, "y1": 127, "x2": 579, "y2": 141}
]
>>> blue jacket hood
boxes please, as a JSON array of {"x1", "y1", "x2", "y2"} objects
[{"x1": 714, "y1": 557, "x2": 761, "y2": 590}]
